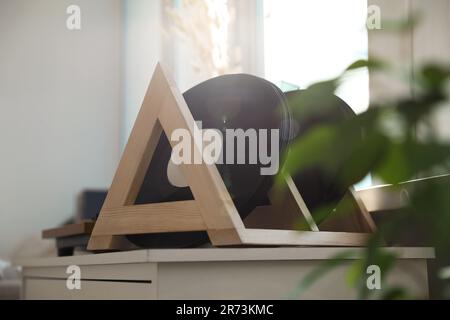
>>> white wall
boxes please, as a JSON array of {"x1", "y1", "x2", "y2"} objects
[
  {"x1": 0, "y1": 0, "x2": 122, "y2": 259},
  {"x1": 369, "y1": 0, "x2": 450, "y2": 141},
  {"x1": 368, "y1": 0, "x2": 414, "y2": 103},
  {"x1": 412, "y1": 0, "x2": 450, "y2": 141},
  {"x1": 122, "y1": 0, "x2": 162, "y2": 148}
]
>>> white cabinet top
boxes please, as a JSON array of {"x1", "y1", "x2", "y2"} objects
[{"x1": 15, "y1": 247, "x2": 435, "y2": 267}]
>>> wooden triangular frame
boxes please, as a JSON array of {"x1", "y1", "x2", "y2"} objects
[{"x1": 88, "y1": 63, "x2": 376, "y2": 251}]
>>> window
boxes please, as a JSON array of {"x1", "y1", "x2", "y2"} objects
[
  {"x1": 262, "y1": 0, "x2": 371, "y2": 189},
  {"x1": 263, "y1": 0, "x2": 369, "y2": 114}
]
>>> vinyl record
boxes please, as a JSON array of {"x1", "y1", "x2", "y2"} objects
[
  {"x1": 128, "y1": 74, "x2": 291, "y2": 248},
  {"x1": 285, "y1": 90, "x2": 361, "y2": 214}
]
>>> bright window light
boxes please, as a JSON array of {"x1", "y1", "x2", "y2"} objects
[
  {"x1": 263, "y1": 0, "x2": 369, "y2": 114},
  {"x1": 263, "y1": 0, "x2": 371, "y2": 188}
]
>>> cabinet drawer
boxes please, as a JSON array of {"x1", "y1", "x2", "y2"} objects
[{"x1": 24, "y1": 278, "x2": 156, "y2": 300}]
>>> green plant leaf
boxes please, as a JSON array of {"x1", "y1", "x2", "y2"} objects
[
  {"x1": 346, "y1": 259, "x2": 364, "y2": 287},
  {"x1": 345, "y1": 59, "x2": 385, "y2": 72},
  {"x1": 439, "y1": 266, "x2": 450, "y2": 280},
  {"x1": 286, "y1": 79, "x2": 339, "y2": 120},
  {"x1": 288, "y1": 250, "x2": 356, "y2": 299},
  {"x1": 376, "y1": 140, "x2": 450, "y2": 184},
  {"x1": 280, "y1": 125, "x2": 339, "y2": 179},
  {"x1": 419, "y1": 64, "x2": 450, "y2": 92},
  {"x1": 380, "y1": 287, "x2": 410, "y2": 300}
]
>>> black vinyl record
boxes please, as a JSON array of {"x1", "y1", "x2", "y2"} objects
[
  {"x1": 128, "y1": 74, "x2": 291, "y2": 248},
  {"x1": 285, "y1": 90, "x2": 361, "y2": 214}
]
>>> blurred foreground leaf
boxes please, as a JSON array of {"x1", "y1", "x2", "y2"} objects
[
  {"x1": 439, "y1": 266, "x2": 450, "y2": 280},
  {"x1": 288, "y1": 250, "x2": 355, "y2": 299},
  {"x1": 279, "y1": 51, "x2": 450, "y2": 299}
]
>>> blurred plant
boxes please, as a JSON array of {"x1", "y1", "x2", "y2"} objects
[
  {"x1": 280, "y1": 56, "x2": 450, "y2": 299},
  {"x1": 165, "y1": 0, "x2": 241, "y2": 78}
]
